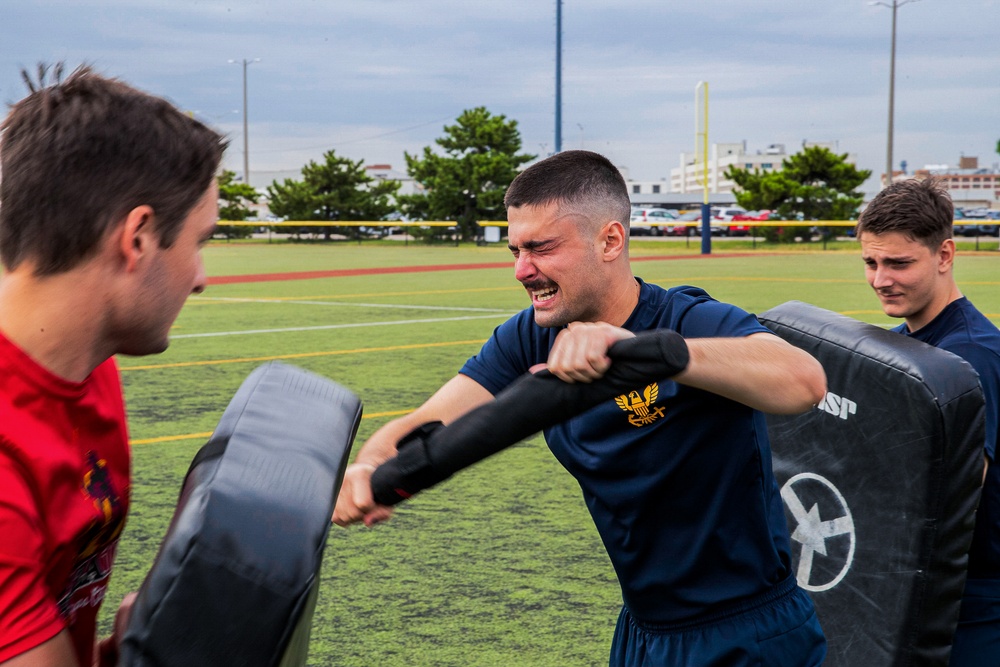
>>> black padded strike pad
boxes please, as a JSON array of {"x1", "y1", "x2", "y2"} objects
[
  {"x1": 370, "y1": 328, "x2": 689, "y2": 505},
  {"x1": 120, "y1": 362, "x2": 362, "y2": 667},
  {"x1": 760, "y1": 301, "x2": 985, "y2": 667}
]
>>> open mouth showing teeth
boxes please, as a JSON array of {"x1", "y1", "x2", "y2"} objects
[{"x1": 532, "y1": 287, "x2": 558, "y2": 302}]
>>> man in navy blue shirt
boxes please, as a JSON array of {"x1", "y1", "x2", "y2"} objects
[
  {"x1": 335, "y1": 150, "x2": 828, "y2": 666},
  {"x1": 856, "y1": 178, "x2": 1000, "y2": 666}
]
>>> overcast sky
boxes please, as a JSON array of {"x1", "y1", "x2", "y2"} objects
[{"x1": 3, "y1": 0, "x2": 998, "y2": 194}]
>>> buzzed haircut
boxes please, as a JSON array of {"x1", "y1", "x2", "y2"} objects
[
  {"x1": 504, "y1": 150, "x2": 632, "y2": 233},
  {"x1": 0, "y1": 65, "x2": 227, "y2": 275},
  {"x1": 855, "y1": 178, "x2": 954, "y2": 250}
]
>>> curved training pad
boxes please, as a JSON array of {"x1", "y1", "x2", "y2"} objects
[
  {"x1": 370, "y1": 328, "x2": 689, "y2": 505},
  {"x1": 120, "y1": 362, "x2": 362, "y2": 667},
  {"x1": 760, "y1": 301, "x2": 985, "y2": 667}
]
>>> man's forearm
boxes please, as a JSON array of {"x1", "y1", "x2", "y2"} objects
[{"x1": 677, "y1": 334, "x2": 827, "y2": 414}]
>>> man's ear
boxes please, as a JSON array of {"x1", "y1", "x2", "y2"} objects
[
  {"x1": 601, "y1": 220, "x2": 627, "y2": 261},
  {"x1": 118, "y1": 205, "x2": 156, "y2": 272},
  {"x1": 938, "y1": 238, "x2": 956, "y2": 273}
]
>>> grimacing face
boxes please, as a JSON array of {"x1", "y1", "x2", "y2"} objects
[{"x1": 506, "y1": 200, "x2": 607, "y2": 328}]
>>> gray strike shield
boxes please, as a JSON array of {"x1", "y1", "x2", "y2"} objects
[{"x1": 120, "y1": 362, "x2": 362, "y2": 667}]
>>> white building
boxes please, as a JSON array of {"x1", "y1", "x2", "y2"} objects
[{"x1": 669, "y1": 141, "x2": 850, "y2": 194}]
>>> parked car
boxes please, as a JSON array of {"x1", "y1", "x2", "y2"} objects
[
  {"x1": 666, "y1": 209, "x2": 726, "y2": 236},
  {"x1": 955, "y1": 208, "x2": 988, "y2": 236},
  {"x1": 977, "y1": 211, "x2": 1000, "y2": 235},
  {"x1": 710, "y1": 206, "x2": 747, "y2": 221},
  {"x1": 727, "y1": 209, "x2": 776, "y2": 236},
  {"x1": 663, "y1": 210, "x2": 702, "y2": 236},
  {"x1": 732, "y1": 210, "x2": 774, "y2": 221},
  {"x1": 630, "y1": 208, "x2": 678, "y2": 236},
  {"x1": 710, "y1": 206, "x2": 748, "y2": 236}
]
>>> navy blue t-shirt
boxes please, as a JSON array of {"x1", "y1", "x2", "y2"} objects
[
  {"x1": 460, "y1": 281, "x2": 794, "y2": 624},
  {"x1": 894, "y1": 297, "x2": 1000, "y2": 579}
]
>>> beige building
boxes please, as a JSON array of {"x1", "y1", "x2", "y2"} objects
[{"x1": 885, "y1": 157, "x2": 1000, "y2": 210}]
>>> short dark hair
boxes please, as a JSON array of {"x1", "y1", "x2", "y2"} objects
[
  {"x1": 504, "y1": 150, "x2": 631, "y2": 232},
  {"x1": 855, "y1": 178, "x2": 953, "y2": 250},
  {"x1": 0, "y1": 65, "x2": 227, "y2": 274}
]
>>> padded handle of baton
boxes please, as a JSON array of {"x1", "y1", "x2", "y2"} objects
[{"x1": 370, "y1": 328, "x2": 689, "y2": 506}]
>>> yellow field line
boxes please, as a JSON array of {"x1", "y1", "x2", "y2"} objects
[
  {"x1": 131, "y1": 431, "x2": 213, "y2": 445},
  {"x1": 119, "y1": 339, "x2": 487, "y2": 371},
  {"x1": 129, "y1": 408, "x2": 416, "y2": 446}
]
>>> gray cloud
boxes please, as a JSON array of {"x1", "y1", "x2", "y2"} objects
[{"x1": 2, "y1": 0, "x2": 997, "y2": 193}]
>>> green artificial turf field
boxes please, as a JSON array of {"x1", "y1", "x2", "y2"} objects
[{"x1": 104, "y1": 241, "x2": 1000, "y2": 666}]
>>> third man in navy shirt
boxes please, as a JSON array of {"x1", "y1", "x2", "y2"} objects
[{"x1": 856, "y1": 178, "x2": 1000, "y2": 666}]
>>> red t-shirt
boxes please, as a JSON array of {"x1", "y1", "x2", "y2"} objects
[{"x1": 0, "y1": 332, "x2": 130, "y2": 666}]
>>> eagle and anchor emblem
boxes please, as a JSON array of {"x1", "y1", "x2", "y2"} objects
[{"x1": 615, "y1": 383, "x2": 666, "y2": 427}]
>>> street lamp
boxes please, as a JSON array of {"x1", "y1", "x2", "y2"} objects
[
  {"x1": 870, "y1": 0, "x2": 918, "y2": 188},
  {"x1": 228, "y1": 58, "x2": 260, "y2": 185}
]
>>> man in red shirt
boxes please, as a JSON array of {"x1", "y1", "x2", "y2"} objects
[{"x1": 0, "y1": 65, "x2": 226, "y2": 667}]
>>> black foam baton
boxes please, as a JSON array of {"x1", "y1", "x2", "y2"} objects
[{"x1": 370, "y1": 328, "x2": 689, "y2": 506}]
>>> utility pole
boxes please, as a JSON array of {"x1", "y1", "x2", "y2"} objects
[
  {"x1": 555, "y1": 0, "x2": 562, "y2": 154},
  {"x1": 229, "y1": 58, "x2": 260, "y2": 185},
  {"x1": 871, "y1": 0, "x2": 918, "y2": 188}
]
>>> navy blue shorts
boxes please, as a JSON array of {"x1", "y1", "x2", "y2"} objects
[
  {"x1": 950, "y1": 578, "x2": 1000, "y2": 667},
  {"x1": 609, "y1": 576, "x2": 826, "y2": 667}
]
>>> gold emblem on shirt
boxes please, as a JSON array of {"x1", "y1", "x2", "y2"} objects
[{"x1": 615, "y1": 383, "x2": 666, "y2": 427}]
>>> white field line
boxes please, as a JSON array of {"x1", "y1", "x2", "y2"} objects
[
  {"x1": 170, "y1": 313, "x2": 514, "y2": 339},
  {"x1": 191, "y1": 295, "x2": 511, "y2": 313}
]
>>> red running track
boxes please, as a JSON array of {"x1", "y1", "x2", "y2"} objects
[{"x1": 206, "y1": 253, "x2": 764, "y2": 285}]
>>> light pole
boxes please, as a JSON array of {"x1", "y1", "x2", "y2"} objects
[
  {"x1": 555, "y1": 0, "x2": 562, "y2": 153},
  {"x1": 228, "y1": 58, "x2": 260, "y2": 185},
  {"x1": 871, "y1": 0, "x2": 917, "y2": 188}
]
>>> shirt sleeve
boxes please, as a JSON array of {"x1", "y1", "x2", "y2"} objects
[
  {"x1": 669, "y1": 287, "x2": 771, "y2": 339},
  {"x1": 0, "y1": 445, "x2": 65, "y2": 662},
  {"x1": 460, "y1": 310, "x2": 549, "y2": 397},
  {"x1": 945, "y1": 341, "x2": 1000, "y2": 461}
]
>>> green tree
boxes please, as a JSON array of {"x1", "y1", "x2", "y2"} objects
[
  {"x1": 401, "y1": 107, "x2": 535, "y2": 240},
  {"x1": 725, "y1": 146, "x2": 871, "y2": 242},
  {"x1": 266, "y1": 150, "x2": 400, "y2": 240},
  {"x1": 217, "y1": 170, "x2": 258, "y2": 239}
]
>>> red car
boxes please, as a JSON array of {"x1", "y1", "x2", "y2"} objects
[
  {"x1": 732, "y1": 210, "x2": 774, "y2": 221},
  {"x1": 728, "y1": 210, "x2": 774, "y2": 236}
]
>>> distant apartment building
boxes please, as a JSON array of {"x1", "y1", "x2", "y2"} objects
[
  {"x1": 669, "y1": 141, "x2": 848, "y2": 194},
  {"x1": 627, "y1": 178, "x2": 671, "y2": 196},
  {"x1": 886, "y1": 157, "x2": 1000, "y2": 209}
]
